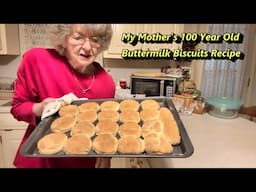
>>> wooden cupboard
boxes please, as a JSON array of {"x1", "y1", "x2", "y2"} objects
[
  {"x1": 104, "y1": 24, "x2": 184, "y2": 59},
  {"x1": 0, "y1": 113, "x2": 26, "y2": 168},
  {"x1": 0, "y1": 24, "x2": 20, "y2": 55}
]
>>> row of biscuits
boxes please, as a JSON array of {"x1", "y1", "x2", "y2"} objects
[
  {"x1": 51, "y1": 118, "x2": 169, "y2": 141},
  {"x1": 59, "y1": 99, "x2": 161, "y2": 115},
  {"x1": 55, "y1": 106, "x2": 166, "y2": 125},
  {"x1": 37, "y1": 133, "x2": 172, "y2": 155}
]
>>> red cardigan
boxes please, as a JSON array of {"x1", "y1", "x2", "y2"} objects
[{"x1": 11, "y1": 48, "x2": 115, "y2": 168}]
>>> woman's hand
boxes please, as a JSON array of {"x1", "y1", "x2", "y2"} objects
[
  {"x1": 33, "y1": 98, "x2": 57, "y2": 117},
  {"x1": 95, "y1": 158, "x2": 111, "y2": 168}
]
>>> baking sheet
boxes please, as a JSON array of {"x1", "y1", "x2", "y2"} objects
[{"x1": 21, "y1": 97, "x2": 194, "y2": 158}]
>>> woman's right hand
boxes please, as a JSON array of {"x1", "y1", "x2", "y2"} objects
[{"x1": 33, "y1": 98, "x2": 57, "y2": 117}]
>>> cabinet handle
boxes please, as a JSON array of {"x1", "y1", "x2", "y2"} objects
[
  {"x1": 0, "y1": 135, "x2": 2, "y2": 144},
  {"x1": 3, "y1": 129, "x2": 12, "y2": 131}
]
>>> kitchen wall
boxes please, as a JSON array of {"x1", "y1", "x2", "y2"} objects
[
  {"x1": 0, "y1": 55, "x2": 21, "y2": 79},
  {"x1": 0, "y1": 24, "x2": 191, "y2": 87},
  {"x1": 103, "y1": 58, "x2": 186, "y2": 87}
]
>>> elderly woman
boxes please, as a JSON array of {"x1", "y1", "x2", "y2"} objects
[{"x1": 11, "y1": 24, "x2": 115, "y2": 168}]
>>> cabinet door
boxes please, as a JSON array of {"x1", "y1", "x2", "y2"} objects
[
  {"x1": 143, "y1": 24, "x2": 184, "y2": 51},
  {"x1": 104, "y1": 24, "x2": 145, "y2": 58},
  {"x1": 2, "y1": 129, "x2": 25, "y2": 168},
  {"x1": 0, "y1": 131, "x2": 4, "y2": 168},
  {"x1": 0, "y1": 24, "x2": 20, "y2": 55},
  {"x1": 104, "y1": 24, "x2": 184, "y2": 59},
  {"x1": 0, "y1": 32, "x2": 2, "y2": 51}
]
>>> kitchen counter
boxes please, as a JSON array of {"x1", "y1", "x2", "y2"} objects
[{"x1": 149, "y1": 113, "x2": 256, "y2": 168}]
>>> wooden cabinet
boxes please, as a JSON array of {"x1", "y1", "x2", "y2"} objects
[
  {"x1": 143, "y1": 24, "x2": 184, "y2": 51},
  {"x1": 104, "y1": 24, "x2": 184, "y2": 59},
  {"x1": 104, "y1": 24, "x2": 144, "y2": 58},
  {"x1": 1, "y1": 129, "x2": 25, "y2": 168},
  {"x1": 0, "y1": 131, "x2": 4, "y2": 168},
  {"x1": 0, "y1": 24, "x2": 20, "y2": 55},
  {"x1": 111, "y1": 158, "x2": 151, "y2": 168},
  {"x1": 0, "y1": 112, "x2": 26, "y2": 168}
]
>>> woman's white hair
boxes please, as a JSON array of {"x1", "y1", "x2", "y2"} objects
[{"x1": 50, "y1": 24, "x2": 113, "y2": 55}]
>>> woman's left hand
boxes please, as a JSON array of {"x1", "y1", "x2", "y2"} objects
[{"x1": 95, "y1": 158, "x2": 111, "y2": 168}]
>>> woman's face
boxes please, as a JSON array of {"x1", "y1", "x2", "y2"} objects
[{"x1": 64, "y1": 24, "x2": 101, "y2": 74}]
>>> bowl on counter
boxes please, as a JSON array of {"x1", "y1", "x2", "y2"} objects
[{"x1": 206, "y1": 97, "x2": 243, "y2": 119}]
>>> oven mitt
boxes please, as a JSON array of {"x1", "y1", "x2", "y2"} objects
[{"x1": 41, "y1": 92, "x2": 87, "y2": 120}]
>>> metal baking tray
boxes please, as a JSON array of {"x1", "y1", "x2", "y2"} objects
[{"x1": 21, "y1": 96, "x2": 194, "y2": 158}]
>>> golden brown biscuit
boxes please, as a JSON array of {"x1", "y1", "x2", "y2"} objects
[
  {"x1": 78, "y1": 102, "x2": 100, "y2": 112},
  {"x1": 140, "y1": 109, "x2": 160, "y2": 122},
  {"x1": 97, "y1": 110, "x2": 119, "y2": 122},
  {"x1": 58, "y1": 104, "x2": 79, "y2": 117},
  {"x1": 50, "y1": 116, "x2": 76, "y2": 133},
  {"x1": 119, "y1": 109, "x2": 140, "y2": 123},
  {"x1": 141, "y1": 120, "x2": 163, "y2": 138},
  {"x1": 159, "y1": 107, "x2": 181, "y2": 145},
  {"x1": 92, "y1": 134, "x2": 118, "y2": 154},
  {"x1": 117, "y1": 136, "x2": 144, "y2": 154},
  {"x1": 96, "y1": 120, "x2": 119, "y2": 135},
  {"x1": 100, "y1": 101, "x2": 119, "y2": 111},
  {"x1": 141, "y1": 99, "x2": 160, "y2": 110},
  {"x1": 63, "y1": 135, "x2": 91, "y2": 154},
  {"x1": 37, "y1": 132, "x2": 67, "y2": 155},
  {"x1": 77, "y1": 111, "x2": 97, "y2": 123},
  {"x1": 119, "y1": 122, "x2": 141, "y2": 138},
  {"x1": 119, "y1": 99, "x2": 140, "y2": 111},
  {"x1": 143, "y1": 133, "x2": 173, "y2": 154},
  {"x1": 71, "y1": 121, "x2": 96, "y2": 138}
]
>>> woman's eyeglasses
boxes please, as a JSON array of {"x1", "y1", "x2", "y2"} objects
[{"x1": 69, "y1": 33, "x2": 101, "y2": 47}]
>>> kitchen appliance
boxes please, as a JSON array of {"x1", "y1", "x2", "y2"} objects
[
  {"x1": 130, "y1": 75, "x2": 183, "y2": 97},
  {"x1": 206, "y1": 96, "x2": 243, "y2": 119}
]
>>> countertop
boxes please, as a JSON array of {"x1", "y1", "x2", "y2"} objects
[
  {"x1": 149, "y1": 113, "x2": 256, "y2": 168},
  {"x1": 0, "y1": 99, "x2": 28, "y2": 130}
]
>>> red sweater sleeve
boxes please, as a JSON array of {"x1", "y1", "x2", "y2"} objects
[{"x1": 11, "y1": 50, "x2": 38, "y2": 125}]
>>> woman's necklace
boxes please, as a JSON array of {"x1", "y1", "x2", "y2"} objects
[{"x1": 72, "y1": 69, "x2": 95, "y2": 94}]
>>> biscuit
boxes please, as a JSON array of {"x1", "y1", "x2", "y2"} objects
[
  {"x1": 119, "y1": 99, "x2": 140, "y2": 111},
  {"x1": 143, "y1": 133, "x2": 173, "y2": 154},
  {"x1": 92, "y1": 134, "x2": 118, "y2": 154},
  {"x1": 58, "y1": 104, "x2": 79, "y2": 117},
  {"x1": 77, "y1": 110, "x2": 97, "y2": 123},
  {"x1": 71, "y1": 121, "x2": 96, "y2": 138},
  {"x1": 78, "y1": 102, "x2": 100, "y2": 112},
  {"x1": 50, "y1": 116, "x2": 76, "y2": 133},
  {"x1": 97, "y1": 110, "x2": 119, "y2": 122},
  {"x1": 141, "y1": 99, "x2": 160, "y2": 110},
  {"x1": 37, "y1": 132, "x2": 67, "y2": 155},
  {"x1": 140, "y1": 109, "x2": 160, "y2": 122},
  {"x1": 141, "y1": 120, "x2": 163, "y2": 138},
  {"x1": 96, "y1": 120, "x2": 119, "y2": 136},
  {"x1": 159, "y1": 107, "x2": 181, "y2": 145},
  {"x1": 100, "y1": 101, "x2": 120, "y2": 111},
  {"x1": 63, "y1": 135, "x2": 91, "y2": 154},
  {"x1": 119, "y1": 109, "x2": 140, "y2": 123},
  {"x1": 118, "y1": 122, "x2": 141, "y2": 138},
  {"x1": 117, "y1": 136, "x2": 144, "y2": 154}
]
